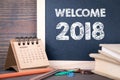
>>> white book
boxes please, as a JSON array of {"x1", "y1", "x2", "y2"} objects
[
  {"x1": 90, "y1": 53, "x2": 120, "y2": 80},
  {"x1": 99, "y1": 50, "x2": 120, "y2": 63},
  {"x1": 100, "y1": 44, "x2": 120, "y2": 62},
  {"x1": 89, "y1": 53, "x2": 120, "y2": 65}
]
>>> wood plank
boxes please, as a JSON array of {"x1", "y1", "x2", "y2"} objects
[{"x1": 0, "y1": 0, "x2": 36, "y2": 67}]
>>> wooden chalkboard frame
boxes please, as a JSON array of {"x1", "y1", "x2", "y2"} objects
[{"x1": 37, "y1": 0, "x2": 94, "y2": 70}]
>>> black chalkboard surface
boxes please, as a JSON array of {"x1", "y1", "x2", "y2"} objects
[{"x1": 45, "y1": 0, "x2": 120, "y2": 60}]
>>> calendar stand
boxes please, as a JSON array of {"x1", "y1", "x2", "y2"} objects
[
  {"x1": 4, "y1": 38, "x2": 49, "y2": 72},
  {"x1": 5, "y1": 40, "x2": 21, "y2": 71}
]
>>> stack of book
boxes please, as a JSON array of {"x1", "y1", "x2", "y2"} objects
[{"x1": 89, "y1": 44, "x2": 120, "y2": 80}]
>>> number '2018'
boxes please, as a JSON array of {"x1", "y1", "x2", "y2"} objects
[{"x1": 56, "y1": 22, "x2": 105, "y2": 40}]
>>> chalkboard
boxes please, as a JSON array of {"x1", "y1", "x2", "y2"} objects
[{"x1": 45, "y1": 0, "x2": 120, "y2": 60}]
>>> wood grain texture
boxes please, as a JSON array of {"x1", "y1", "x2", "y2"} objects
[{"x1": 0, "y1": 0, "x2": 36, "y2": 70}]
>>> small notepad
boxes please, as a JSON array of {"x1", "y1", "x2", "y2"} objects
[{"x1": 4, "y1": 37, "x2": 49, "y2": 72}]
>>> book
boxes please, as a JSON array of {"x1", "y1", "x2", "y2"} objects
[
  {"x1": 99, "y1": 44, "x2": 120, "y2": 62},
  {"x1": 90, "y1": 53, "x2": 120, "y2": 80},
  {"x1": 89, "y1": 53, "x2": 120, "y2": 64},
  {"x1": 99, "y1": 50, "x2": 120, "y2": 63}
]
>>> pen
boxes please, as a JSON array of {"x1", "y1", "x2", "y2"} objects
[{"x1": 55, "y1": 70, "x2": 74, "y2": 76}]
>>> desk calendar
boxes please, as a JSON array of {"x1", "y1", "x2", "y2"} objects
[{"x1": 4, "y1": 37, "x2": 49, "y2": 72}]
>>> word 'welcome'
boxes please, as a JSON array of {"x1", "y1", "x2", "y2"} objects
[{"x1": 55, "y1": 8, "x2": 106, "y2": 17}]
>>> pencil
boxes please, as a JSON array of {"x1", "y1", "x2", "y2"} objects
[
  {"x1": 0, "y1": 67, "x2": 53, "y2": 79},
  {"x1": 30, "y1": 69, "x2": 64, "y2": 80}
]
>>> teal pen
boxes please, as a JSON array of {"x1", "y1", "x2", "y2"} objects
[{"x1": 55, "y1": 70, "x2": 74, "y2": 76}]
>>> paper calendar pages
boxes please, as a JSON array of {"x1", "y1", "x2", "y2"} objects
[{"x1": 4, "y1": 37, "x2": 49, "y2": 72}]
